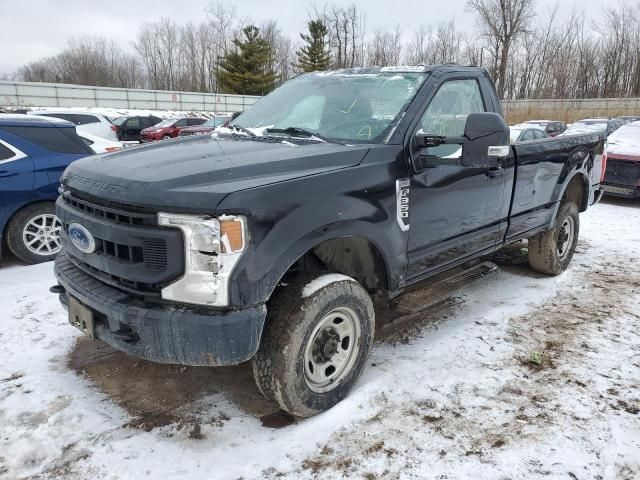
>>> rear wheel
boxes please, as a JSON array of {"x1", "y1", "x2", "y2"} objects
[
  {"x1": 528, "y1": 202, "x2": 579, "y2": 275},
  {"x1": 162, "y1": 135, "x2": 171, "y2": 140},
  {"x1": 6, "y1": 203, "x2": 62, "y2": 264},
  {"x1": 252, "y1": 274, "x2": 375, "y2": 417}
]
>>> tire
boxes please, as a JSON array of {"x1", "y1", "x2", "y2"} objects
[
  {"x1": 6, "y1": 202, "x2": 62, "y2": 264},
  {"x1": 162, "y1": 135, "x2": 171, "y2": 140},
  {"x1": 528, "y1": 202, "x2": 579, "y2": 275},
  {"x1": 252, "y1": 273, "x2": 375, "y2": 417}
]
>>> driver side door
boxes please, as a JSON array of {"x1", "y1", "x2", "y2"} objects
[{"x1": 406, "y1": 76, "x2": 510, "y2": 280}]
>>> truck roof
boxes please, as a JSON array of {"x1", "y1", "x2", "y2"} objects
[{"x1": 310, "y1": 64, "x2": 489, "y2": 76}]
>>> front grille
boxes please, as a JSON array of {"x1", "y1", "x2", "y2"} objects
[
  {"x1": 101, "y1": 239, "x2": 143, "y2": 263},
  {"x1": 62, "y1": 193, "x2": 156, "y2": 226},
  {"x1": 58, "y1": 192, "x2": 184, "y2": 297}
]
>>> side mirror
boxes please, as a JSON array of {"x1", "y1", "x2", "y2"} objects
[
  {"x1": 413, "y1": 112, "x2": 510, "y2": 171},
  {"x1": 463, "y1": 112, "x2": 509, "y2": 142}
]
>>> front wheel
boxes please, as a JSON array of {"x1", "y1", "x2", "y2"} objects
[
  {"x1": 6, "y1": 202, "x2": 62, "y2": 264},
  {"x1": 252, "y1": 274, "x2": 375, "y2": 417},
  {"x1": 528, "y1": 201, "x2": 579, "y2": 275}
]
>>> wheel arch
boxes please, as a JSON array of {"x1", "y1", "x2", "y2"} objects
[
  {"x1": 246, "y1": 221, "x2": 399, "y2": 309},
  {"x1": 548, "y1": 170, "x2": 589, "y2": 228}
]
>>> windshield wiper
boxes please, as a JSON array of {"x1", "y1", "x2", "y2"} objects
[
  {"x1": 265, "y1": 127, "x2": 345, "y2": 145},
  {"x1": 229, "y1": 123, "x2": 256, "y2": 137}
]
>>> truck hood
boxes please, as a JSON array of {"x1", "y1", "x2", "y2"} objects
[{"x1": 62, "y1": 135, "x2": 369, "y2": 211}]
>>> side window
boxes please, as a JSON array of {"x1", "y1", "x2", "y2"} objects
[
  {"x1": 521, "y1": 130, "x2": 535, "y2": 141},
  {"x1": 533, "y1": 130, "x2": 546, "y2": 139},
  {"x1": 0, "y1": 140, "x2": 25, "y2": 162},
  {"x1": 418, "y1": 78, "x2": 485, "y2": 158},
  {"x1": 126, "y1": 118, "x2": 141, "y2": 128},
  {"x1": 419, "y1": 79, "x2": 485, "y2": 138},
  {"x1": 1, "y1": 126, "x2": 92, "y2": 154},
  {"x1": 71, "y1": 114, "x2": 100, "y2": 125},
  {"x1": 175, "y1": 119, "x2": 188, "y2": 128},
  {"x1": 191, "y1": 118, "x2": 206, "y2": 126},
  {"x1": 0, "y1": 142, "x2": 14, "y2": 160}
]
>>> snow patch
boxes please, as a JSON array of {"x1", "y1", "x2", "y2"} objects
[{"x1": 302, "y1": 273, "x2": 356, "y2": 298}]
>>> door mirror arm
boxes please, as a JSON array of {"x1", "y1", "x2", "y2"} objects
[{"x1": 415, "y1": 134, "x2": 466, "y2": 149}]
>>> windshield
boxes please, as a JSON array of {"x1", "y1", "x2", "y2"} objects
[
  {"x1": 154, "y1": 119, "x2": 176, "y2": 128},
  {"x1": 233, "y1": 71, "x2": 427, "y2": 143}
]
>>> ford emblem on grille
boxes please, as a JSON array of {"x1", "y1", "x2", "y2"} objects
[{"x1": 68, "y1": 222, "x2": 96, "y2": 254}]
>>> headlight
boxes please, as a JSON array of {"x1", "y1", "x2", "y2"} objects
[{"x1": 157, "y1": 213, "x2": 247, "y2": 306}]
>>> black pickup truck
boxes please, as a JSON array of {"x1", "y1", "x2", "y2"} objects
[{"x1": 53, "y1": 65, "x2": 604, "y2": 417}]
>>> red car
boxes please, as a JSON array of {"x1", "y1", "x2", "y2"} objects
[
  {"x1": 140, "y1": 117, "x2": 207, "y2": 142},
  {"x1": 178, "y1": 116, "x2": 228, "y2": 137}
]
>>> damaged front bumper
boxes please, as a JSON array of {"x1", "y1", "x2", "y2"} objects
[{"x1": 54, "y1": 253, "x2": 266, "y2": 366}]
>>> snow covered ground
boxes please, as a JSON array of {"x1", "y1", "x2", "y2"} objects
[{"x1": 1, "y1": 198, "x2": 639, "y2": 480}]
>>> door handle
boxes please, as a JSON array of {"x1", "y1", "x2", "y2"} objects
[{"x1": 486, "y1": 165, "x2": 504, "y2": 178}]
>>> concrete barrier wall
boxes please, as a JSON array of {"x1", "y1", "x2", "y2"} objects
[
  {"x1": 0, "y1": 81, "x2": 260, "y2": 113},
  {"x1": 502, "y1": 98, "x2": 640, "y2": 122}
]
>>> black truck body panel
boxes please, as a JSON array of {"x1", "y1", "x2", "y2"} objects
[{"x1": 54, "y1": 65, "x2": 604, "y2": 366}]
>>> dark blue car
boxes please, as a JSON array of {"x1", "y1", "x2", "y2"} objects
[{"x1": 0, "y1": 114, "x2": 93, "y2": 264}]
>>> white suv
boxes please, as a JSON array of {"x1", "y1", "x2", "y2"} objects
[{"x1": 28, "y1": 110, "x2": 118, "y2": 141}]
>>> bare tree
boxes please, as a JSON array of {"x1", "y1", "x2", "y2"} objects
[
  {"x1": 13, "y1": 1, "x2": 640, "y2": 101},
  {"x1": 467, "y1": 0, "x2": 535, "y2": 98},
  {"x1": 367, "y1": 26, "x2": 402, "y2": 66},
  {"x1": 404, "y1": 22, "x2": 462, "y2": 65}
]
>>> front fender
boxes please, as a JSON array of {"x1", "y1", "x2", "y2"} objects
[{"x1": 218, "y1": 149, "x2": 409, "y2": 307}]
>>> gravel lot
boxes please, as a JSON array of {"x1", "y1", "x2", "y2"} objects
[{"x1": 1, "y1": 197, "x2": 638, "y2": 480}]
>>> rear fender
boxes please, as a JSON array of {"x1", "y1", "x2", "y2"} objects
[{"x1": 548, "y1": 169, "x2": 590, "y2": 228}]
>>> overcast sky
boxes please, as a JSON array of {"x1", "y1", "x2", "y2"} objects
[{"x1": 0, "y1": 0, "x2": 605, "y2": 75}]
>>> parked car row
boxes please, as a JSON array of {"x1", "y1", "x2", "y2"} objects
[{"x1": 23, "y1": 110, "x2": 233, "y2": 144}]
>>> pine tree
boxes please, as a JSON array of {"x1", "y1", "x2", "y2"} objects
[
  {"x1": 217, "y1": 25, "x2": 276, "y2": 95},
  {"x1": 295, "y1": 20, "x2": 331, "y2": 73}
]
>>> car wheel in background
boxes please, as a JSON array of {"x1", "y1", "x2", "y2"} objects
[
  {"x1": 162, "y1": 135, "x2": 171, "y2": 140},
  {"x1": 6, "y1": 202, "x2": 62, "y2": 264},
  {"x1": 528, "y1": 201, "x2": 579, "y2": 275},
  {"x1": 252, "y1": 273, "x2": 375, "y2": 417}
]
